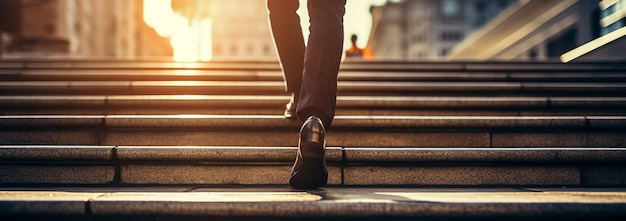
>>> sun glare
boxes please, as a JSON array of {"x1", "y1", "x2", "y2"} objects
[
  {"x1": 143, "y1": 0, "x2": 212, "y2": 62},
  {"x1": 142, "y1": 0, "x2": 386, "y2": 62}
]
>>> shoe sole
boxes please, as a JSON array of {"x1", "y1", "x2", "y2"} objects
[{"x1": 290, "y1": 140, "x2": 328, "y2": 190}]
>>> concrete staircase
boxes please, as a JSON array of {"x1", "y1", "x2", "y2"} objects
[{"x1": 1, "y1": 59, "x2": 626, "y2": 220}]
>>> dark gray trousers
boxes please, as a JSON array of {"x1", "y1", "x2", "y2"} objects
[{"x1": 267, "y1": 0, "x2": 346, "y2": 128}]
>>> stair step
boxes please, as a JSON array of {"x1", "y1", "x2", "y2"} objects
[
  {"x1": 4, "y1": 59, "x2": 626, "y2": 71},
  {"x1": 2, "y1": 115, "x2": 624, "y2": 129},
  {"x1": 4, "y1": 60, "x2": 282, "y2": 71},
  {"x1": 1, "y1": 115, "x2": 624, "y2": 147},
  {"x1": 5, "y1": 69, "x2": 626, "y2": 82},
  {"x1": 6, "y1": 146, "x2": 625, "y2": 163},
  {"x1": 2, "y1": 146, "x2": 626, "y2": 186},
  {"x1": 3, "y1": 95, "x2": 626, "y2": 108},
  {"x1": 3, "y1": 95, "x2": 626, "y2": 116},
  {"x1": 2, "y1": 81, "x2": 626, "y2": 96},
  {"x1": 2, "y1": 187, "x2": 626, "y2": 220}
]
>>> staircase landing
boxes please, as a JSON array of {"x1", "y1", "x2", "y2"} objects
[{"x1": 2, "y1": 187, "x2": 626, "y2": 221}]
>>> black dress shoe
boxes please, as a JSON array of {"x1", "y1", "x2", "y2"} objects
[
  {"x1": 289, "y1": 116, "x2": 328, "y2": 189},
  {"x1": 284, "y1": 93, "x2": 296, "y2": 118}
]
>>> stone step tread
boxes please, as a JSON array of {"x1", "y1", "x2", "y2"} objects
[
  {"x1": 4, "y1": 69, "x2": 626, "y2": 82},
  {"x1": 2, "y1": 147, "x2": 626, "y2": 186},
  {"x1": 3, "y1": 59, "x2": 626, "y2": 71},
  {"x1": 2, "y1": 146, "x2": 626, "y2": 163},
  {"x1": 2, "y1": 81, "x2": 624, "y2": 96},
  {"x1": 1, "y1": 115, "x2": 624, "y2": 129},
  {"x1": 3, "y1": 129, "x2": 625, "y2": 148},
  {"x1": 6, "y1": 110, "x2": 626, "y2": 118},
  {"x1": 1, "y1": 187, "x2": 626, "y2": 220},
  {"x1": 3, "y1": 81, "x2": 626, "y2": 87},
  {"x1": 1, "y1": 61, "x2": 281, "y2": 70},
  {"x1": 1, "y1": 158, "x2": 622, "y2": 186},
  {"x1": 2, "y1": 95, "x2": 626, "y2": 108}
]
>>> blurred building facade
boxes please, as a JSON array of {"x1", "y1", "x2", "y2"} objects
[
  {"x1": 560, "y1": 0, "x2": 626, "y2": 62},
  {"x1": 1, "y1": 0, "x2": 276, "y2": 60},
  {"x1": 5, "y1": 0, "x2": 615, "y2": 61},
  {"x1": 367, "y1": 0, "x2": 515, "y2": 60},
  {"x1": 1, "y1": 0, "x2": 172, "y2": 58},
  {"x1": 56, "y1": 0, "x2": 171, "y2": 58},
  {"x1": 600, "y1": 0, "x2": 626, "y2": 35},
  {"x1": 447, "y1": 0, "x2": 603, "y2": 61},
  {"x1": 206, "y1": 0, "x2": 276, "y2": 60}
]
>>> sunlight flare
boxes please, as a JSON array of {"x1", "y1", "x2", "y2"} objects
[{"x1": 143, "y1": 0, "x2": 212, "y2": 62}]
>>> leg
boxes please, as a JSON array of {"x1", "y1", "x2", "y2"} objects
[
  {"x1": 290, "y1": 0, "x2": 346, "y2": 190},
  {"x1": 266, "y1": 0, "x2": 305, "y2": 102},
  {"x1": 297, "y1": 0, "x2": 346, "y2": 128}
]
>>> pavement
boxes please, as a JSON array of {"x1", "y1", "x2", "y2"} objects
[{"x1": 2, "y1": 186, "x2": 626, "y2": 220}]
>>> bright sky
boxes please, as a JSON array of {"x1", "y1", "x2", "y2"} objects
[{"x1": 297, "y1": 0, "x2": 391, "y2": 50}]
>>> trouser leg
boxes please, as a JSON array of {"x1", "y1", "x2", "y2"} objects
[
  {"x1": 297, "y1": 0, "x2": 346, "y2": 128},
  {"x1": 266, "y1": 0, "x2": 305, "y2": 96}
]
